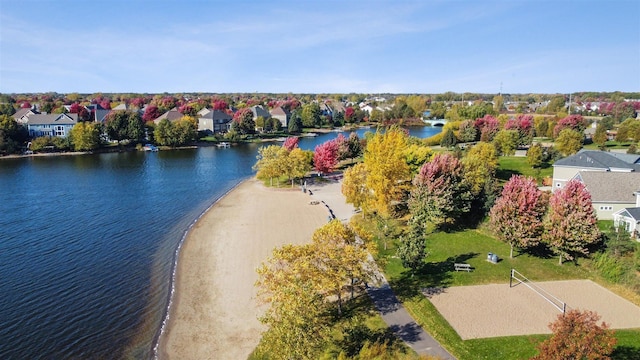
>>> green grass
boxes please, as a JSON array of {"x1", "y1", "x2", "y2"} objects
[
  {"x1": 583, "y1": 140, "x2": 635, "y2": 150},
  {"x1": 497, "y1": 156, "x2": 552, "y2": 183}
]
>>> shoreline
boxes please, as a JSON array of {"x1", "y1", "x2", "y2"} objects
[{"x1": 158, "y1": 178, "x2": 327, "y2": 359}]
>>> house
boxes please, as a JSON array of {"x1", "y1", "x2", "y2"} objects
[
  {"x1": 25, "y1": 113, "x2": 78, "y2": 138},
  {"x1": 574, "y1": 171, "x2": 640, "y2": 220},
  {"x1": 13, "y1": 107, "x2": 38, "y2": 125},
  {"x1": 153, "y1": 108, "x2": 183, "y2": 124},
  {"x1": 270, "y1": 106, "x2": 290, "y2": 128},
  {"x1": 250, "y1": 105, "x2": 271, "y2": 121},
  {"x1": 198, "y1": 109, "x2": 232, "y2": 134},
  {"x1": 552, "y1": 150, "x2": 640, "y2": 190},
  {"x1": 613, "y1": 191, "x2": 640, "y2": 238}
]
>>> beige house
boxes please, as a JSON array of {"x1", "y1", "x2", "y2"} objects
[
  {"x1": 197, "y1": 109, "x2": 232, "y2": 134},
  {"x1": 269, "y1": 106, "x2": 290, "y2": 128},
  {"x1": 574, "y1": 171, "x2": 640, "y2": 220},
  {"x1": 613, "y1": 191, "x2": 640, "y2": 238},
  {"x1": 552, "y1": 150, "x2": 640, "y2": 190}
]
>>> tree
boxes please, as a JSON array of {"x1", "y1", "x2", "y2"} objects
[
  {"x1": 553, "y1": 114, "x2": 589, "y2": 138},
  {"x1": 282, "y1": 136, "x2": 299, "y2": 151},
  {"x1": 253, "y1": 145, "x2": 288, "y2": 186},
  {"x1": 142, "y1": 104, "x2": 161, "y2": 123},
  {"x1": 301, "y1": 102, "x2": 321, "y2": 128},
  {"x1": 288, "y1": 110, "x2": 303, "y2": 133},
  {"x1": 492, "y1": 129, "x2": 519, "y2": 156},
  {"x1": 593, "y1": 123, "x2": 608, "y2": 148},
  {"x1": 555, "y1": 128, "x2": 583, "y2": 156},
  {"x1": 533, "y1": 310, "x2": 616, "y2": 360},
  {"x1": 397, "y1": 222, "x2": 426, "y2": 273},
  {"x1": 544, "y1": 179, "x2": 601, "y2": 264},
  {"x1": 342, "y1": 163, "x2": 369, "y2": 211},
  {"x1": 475, "y1": 115, "x2": 500, "y2": 142},
  {"x1": 526, "y1": 143, "x2": 544, "y2": 168},
  {"x1": 462, "y1": 142, "x2": 498, "y2": 195},
  {"x1": 403, "y1": 143, "x2": 433, "y2": 174},
  {"x1": 256, "y1": 244, "x2": 329, "y2": 359},
  {"x1": 458, "y1": 120, "x2": 477, "y2": 142},
  {"x1": 364, "y1": 127, "x2": 411, "y2": 217},
  {"x1": 410, "y1": 153, "x2": 472, "y2": 231},
  {"x1": 283, "y1": 148, "x2": 312, "y2": 186},
  {"x1": 105, "y1": 110, "x2": 144, "y2": 143},
  {"x1": 233, "y1": 108, "x2": 255, "y2": 135},
  {"x1": 616, "y1": 118, "x2": 640, "y2": 142},
  {"x1": 440, "y1": 128, "x2": 457, "y2": 148},
  {"x1": 489, "y1": 176, "x2": 547, "y2": 258},
  {"x1": 0, "y1": 114, "x2": 28, "y2": 154},
  {"x1": 314, "y1": 139, "x2": 339, "y2": 174},
  {"x1": 493, "y1": 95, "x2": 504, "y2": 112},
  {"x1": 70, "y1": 121, "x2": 101, "y2": 151}
]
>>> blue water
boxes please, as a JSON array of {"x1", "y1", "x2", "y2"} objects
[{"x1": 0, "y1": 126, "x2": 440, "y2": 359}]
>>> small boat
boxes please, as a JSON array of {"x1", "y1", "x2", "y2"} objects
[
  {"x1": 143, "y1": 144, "x2": 158, "y2": 152},
  {"x1": 301, "y1": 133, "x2": 318, "y2": 137},
  {"x1": 216, "y1": 142, "x2": 231, "y2": 148}
]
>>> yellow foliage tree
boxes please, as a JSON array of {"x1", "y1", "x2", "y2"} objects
[
  {"x1": 363, "y1": 127, "x2": 411, "y2": 217},
  {"x1": 253, "y1": 145, "x2": 288, "y2": 186},
  {"x1": 341, "y1": 162, "x2": 370, "y2": 212},
  {"x1": 461, "y1": 142, "x2": 498, "y2": 195}
]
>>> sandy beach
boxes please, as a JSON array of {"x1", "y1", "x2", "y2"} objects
[{"x1": 160, "y1": 178, "x2": 329, "y2": 359}]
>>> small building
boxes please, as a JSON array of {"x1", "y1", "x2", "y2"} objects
[
  {"x1": 25, "y1": 113, "x2": 78, "y2": 138},
  {"x1": 270, "y1": 106, "x2": 290, "y2": 128},
  {"x1": 613, "y1": 190, "x2": 640, "y2": 238},
  {"x1": 250, "y1": 105, "x2": 271, "y2": 121},
  {"x1": 198, "y1": 109, "x2": 232, "y2": 134}
]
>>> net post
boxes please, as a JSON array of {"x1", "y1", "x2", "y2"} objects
[
  {"x1": 563, "y1": 303, "x2": 566, "y2": 314},
  {"x1": 509, "y1": 268, "x2": 513, "y2": 288}
]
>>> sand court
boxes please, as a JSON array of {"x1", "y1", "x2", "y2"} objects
[{"x1": 426, "y1": 279, "x2": 640, "y2": 340}]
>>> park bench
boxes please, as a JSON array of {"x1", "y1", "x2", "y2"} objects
[{"x1": 454, "y1": 263, "x2": 472, "y2": 272}]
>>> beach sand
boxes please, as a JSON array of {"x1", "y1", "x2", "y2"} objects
[{"x1": 160, "y1": 179, "x2": 328, "y2": 360}]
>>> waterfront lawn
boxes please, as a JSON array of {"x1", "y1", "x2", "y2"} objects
[
  {"x1": 497, "y1": 156, "x2": 552, "y2": 183},
  {"x1": 364, "y1": 224, "x2": 640, "y2": 359}
]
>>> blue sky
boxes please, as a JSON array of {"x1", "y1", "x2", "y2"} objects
[{"x1": 1, "y1": 0, "x2": 638, "y2": 94}]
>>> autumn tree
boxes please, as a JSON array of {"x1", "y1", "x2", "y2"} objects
[
  {"x1": 492, "y1": 129, "x2": 519, "y2": 156},
  {"x1": 153, "y1": 117, "x2": 196, "y2": 147},
  {"x1": 461, "y1": 142, "x2": 498, "y2": 196},
  {"x1": 397, "y1": 221, "x2": 427, "y2": 273},
  {"x1": 233, "y1": 108, "x2": 255, "y2": 135},
  {"x1": 70, "y1": 121, "x2": 101, "y2": 151},
  {"x1": 553, "y1": 114, "x2": 589, "y2": 138},
  {"x1": 283, "y1": 148, "x2": 312, "y2": 186},
  {"x1": 544, "y1": 179, "x2": 601, "y2": 264},
  {"x1": 533, "y1": 310, "x2": 616, "y2": 360},
  {"x1": 410, "y1": 153, "x2": 472, "y2": 232},
  {"x1": 616, "y1": 118, "x2": 640, "y2": 142},
  {"x1": 489, "y1": 176, "x2": 547, "y2": 258},
  {"x1": 555, "y1": 128, "x2": 583, "y2": 156},
  {"x1": 282, "y1": 136, "x2": 299, "y2": 151},
  {"x1": 363, "y1": 127, "x2": 411, "y2": 217},
  {"x1": 313, "y1": 139, "x2": 339, "y2": 174},
  {"x1": 253, "y1": 145, "x2": 287, "y2": 186},
  {"x1": 403, "y1": 143, "x2": 433, "y2": 174},
  {"x1": 142, "y1": 104, "x2": 161, "y2": 123},
  {"x1": 256, "y1": 244, "x2": 329, "y2": 359},
  {"x1": 475, "y1": 115, "x2": 500, "y2": 142},
  {"x1": 342, "y1": 163, "x2": 369, "y2": 212},
  {"x1": 288, "y1": 110, "x2": 303, "y2": 133},
  {"x1": 526, "y1": 143, "x2": 544, "y2": 168},
  {"x1": 458, "y1": 120, "x2": 477, "y2": 142}
]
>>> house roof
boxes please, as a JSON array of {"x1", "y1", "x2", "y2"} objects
[
  {"x1": 250, "y1": 105, "x2": 270, "y2": 119},
  {"x1": 112, "y1": 103, "x2": 128, "y2": 111},
  {"x1": 154, "y1": 108, "x2": 183, "y2": 123},
  {"x1": 576, "y1": 171, "x2": 640, "y2": 203},
  {"x1": 199, "y1": 110, "x2": 232, "y2": 121},
  {"x1": 13, "y1": 108, "x2": 36, "y2": 120},
  {"x1": 554, "y1": 150, "x2": 640, "y2": 171},
  {"x1": 26, "y1": 113, "x2": 78, "y2": 125},
  {"x1": 614, "y1": 207, "x2": 640, "y2": 221},
  {"x1": 270, "y1": 106, "x2": 290, "y2": 117},
  {"x1": 94, "y1": 109, "x2": 111, "y2": 122}
]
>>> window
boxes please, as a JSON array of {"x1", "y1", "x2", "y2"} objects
[
  {"x1": 599, "y1": 206, "x2": 613, "y2": 211},
  {"x1": 54, "y1": 126, "x2": 65, "y2": 137}
]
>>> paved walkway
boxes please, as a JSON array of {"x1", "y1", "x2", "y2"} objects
[{"x1": 308, "y1": 179, "x2": 455, "y2": 359}]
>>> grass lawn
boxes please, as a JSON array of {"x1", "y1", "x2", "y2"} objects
[
  {"x1": 583, "y1": 140, "x2": 635, "y2": 150},
  {"x1": 497, "y1": 156, "x2": 552, "y2": 183},
  {"x1": 360, "y1": 221, "x2": 640, "y2": 360}
]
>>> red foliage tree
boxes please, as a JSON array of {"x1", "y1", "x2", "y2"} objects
[
  {"x1": 142, "y1": 105, "x2": 161, "y2": 123},
  {"x1": 69, "y1": 103, "x2": 82, "y2": 114},
  {"x1": 212, "y1": 99, "x2": 228, "y2": 111},
  {"x1": 474, "y1": 115, "x2": 500, "y2": 142},
  {"x1": 20, "y1": 101, "x2": 31, "y2": 109},
  {"x1": 130, "y1": 97, "x2": 146, "y2": 109},
  {"x1": 313, "y1": 139, "x2": 339, "y2": 174},
  {"x1": 543, "y1": 179, "x2": 601, "y2": 264},
  {"x1": 345, "y1": 107, "x2": 356, "y2": 123},
  {"x1": 553, "y1": 114, "x2": 588, "y2": 138},
  {"x1": 100, "y1": 99, "x2": 111, "y2": 110},
  {"x1": 533, "y1": 309, "x2": 616, "y2": 360},
  {"x1": 489, "y1": 175, "x2": 547, "y2": 258},
  {"x1": 282, "y1": 136, "x2": 299, "y2": 151}
]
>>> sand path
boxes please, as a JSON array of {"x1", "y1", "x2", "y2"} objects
[{"x1": 160, "y1": 179, "x2": 326, "y2": 360}]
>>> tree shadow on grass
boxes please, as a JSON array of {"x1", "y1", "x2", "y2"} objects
[
  {"x1": 390, "y1": 252, "x2": 479, "y2": 299},
  {"x1": 612, "y1": 345, "x2": 640, "y2": 360},
  {"x1": 521, "y1": 243, "x2": 555, "y2": 259},
  {"x1": 496, "y1": 168, "x2": 521, "y2": 182},
  {"x1": 336, "y1": 322, "x2": 404, "y2": 358}
]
